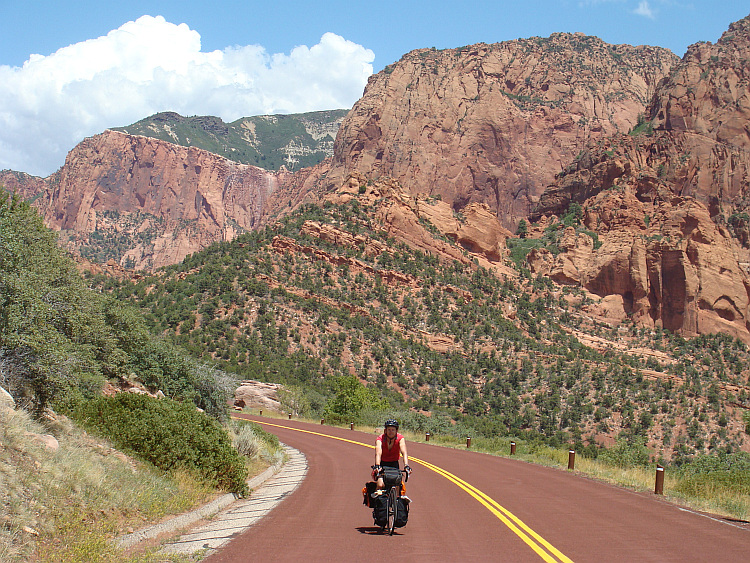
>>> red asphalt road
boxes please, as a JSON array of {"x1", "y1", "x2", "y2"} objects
[{"x1": 206, "y1": 416, "x2": 749, "y2": 562}]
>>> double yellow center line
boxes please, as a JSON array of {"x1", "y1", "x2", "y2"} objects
[{"x1": 240, "y1": 418, "x2": 572, "y2": 563}]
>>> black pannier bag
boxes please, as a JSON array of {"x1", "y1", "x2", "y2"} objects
[
  {"x1": 362, "y1": 481, "x2": 378, "y2": 508},
  {"x1": 394, "y1": 497, "x2": 409, "y2": 528},
  {"x1": 372, "y1": 494, "x2": 388, "y2": 526}
]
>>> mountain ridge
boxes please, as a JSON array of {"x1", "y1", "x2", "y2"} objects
[{"x1": 112, "y1": 109, "x2": 348, "y2": 172}]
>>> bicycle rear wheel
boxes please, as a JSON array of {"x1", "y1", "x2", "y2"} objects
[{"x1": 387, "y1": 486, "x2": 398, "y2": 535}]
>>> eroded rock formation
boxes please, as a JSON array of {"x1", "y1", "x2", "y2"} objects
[
  {"x1": 325, "y1": 34, "x2": 677, "y2": 229},
  {"x1": 40, "y1": 130, "x2": 288, "y2": 270},
  {"x1": 529, "y1": 15, "x2": 750, "y2": 341}
]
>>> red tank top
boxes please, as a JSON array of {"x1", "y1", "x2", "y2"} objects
[{"x1": 377, "y1": 433, "x2": 403, "y2": 462}]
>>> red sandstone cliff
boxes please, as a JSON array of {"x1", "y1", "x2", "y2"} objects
[
  {"x1": 529, "y1": 14, "x2": 750, "y2": 342},
  {"x1": 40, "y1": 130, "x2": 288, "y2": 270},
  {"x1": 324, "y1": 34, "x2": 677, "y2": 230}
]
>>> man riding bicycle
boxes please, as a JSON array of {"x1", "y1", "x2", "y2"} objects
[{"x1": 372, "y1": 419, "x2": 411, "y2": 491}]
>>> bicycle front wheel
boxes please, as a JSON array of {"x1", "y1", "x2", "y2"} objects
[{"x1": 387, "y1": 486, "x2": 398, "y2": 535}]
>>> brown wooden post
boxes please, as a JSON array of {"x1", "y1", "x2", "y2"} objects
[
  {"x1": 510, "y1": 441, "x2": 516, "y2": 455},
  {"x1": 350, "y1": 422, "x2": 354, "y2": 430},
  {"x1": 466, "y1": 437, "x2": 472, "y2": 448},
  {"x1": 321, "y1": 419, "x2": 325, "y2": 425},
  {"x1": 655, "y1": 465, "x2": 665, "y2": 495},
  {"x1": 568, "y1": 450, "x2": 576, "y2": 470},
  {"x1": 425, "y1": 432, "x2": 430, "y2": 442},
  {"x1": 259, "y1": 410, "x2": 262, "y2": 417},
  {"x1": 288, "y1": 413, "x2": 292, "y2": 420}
]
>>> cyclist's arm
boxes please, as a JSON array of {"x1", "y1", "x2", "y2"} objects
[
  {"x1": 374, "y1": 439, "x2": 383, "y2": 465},
  {"x1": 399, "y1": 438, "x2": 409, "y2": 467}
]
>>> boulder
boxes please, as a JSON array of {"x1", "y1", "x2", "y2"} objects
[
  {"x1": 0, "y1": 386, "x2": 15, "y2": 410},
  {"x1": 235, "y1": 380, "x2": 283, "y2": 411}
]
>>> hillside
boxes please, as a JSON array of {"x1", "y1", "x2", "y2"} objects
[
  {"x1": 94, "y1": 178, "x2": 750, "y2": 463},
  {"x1": 113, "y1": 109, "x2": 348, "y2": 171}
]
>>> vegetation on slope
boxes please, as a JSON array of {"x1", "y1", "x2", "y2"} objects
[
  {"x1": 113, "y1": 110, "x2": 348, "y2": 171},
  {"x1": 0, "y1": 192, "x2": 233, "y2": 419},
  {"x1": 0, "y1": 192, "x2": 283, "y2": 560},
  {"x1": 93, "y1": 190, "x2": 750, "y2": 466}
]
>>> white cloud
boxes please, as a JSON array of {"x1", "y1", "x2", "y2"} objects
[
  {"x1": 633, "y1": 1, "x2": 656, "y2": 18},
  {"x1": 0, "y1": 15, "x2": 374, "y2": 177}
]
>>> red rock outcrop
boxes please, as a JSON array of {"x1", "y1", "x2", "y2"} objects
[
  {"x1": 324, "y1": 34, "x2": 677, "y2": 230},
  {"x1": 40, "y1": 130, "x2": 288, "y2": 270},
  {"x1": 529, "y1": 184, "x2": 750, "y2": 342},
  {"x1": 0, "y1": 170, "x2": 47, "y2": 201},
  {"x1": 528, "y1": 15, "x2": 750, "y2": 341},
  {"x1": 535, "y1": 16, "x2": 750, "y2": 221},
  {"x1": 325, "y1": 174, "x2": 514, "y2": 272}
]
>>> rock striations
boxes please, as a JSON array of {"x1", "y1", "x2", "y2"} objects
[
  {"x1": 530, "y1": 14, "x2": 750, "y2": 341},
  {"x1": 40, "y1": 130, "x2": 288, "y2": 270},
  {"x1": 325, "y1": 34, "x2": 677, "y2": 230}
]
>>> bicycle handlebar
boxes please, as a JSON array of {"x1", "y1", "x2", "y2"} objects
[{"x1": 371, "y1": 465, "x2": 411, "y2": 482}]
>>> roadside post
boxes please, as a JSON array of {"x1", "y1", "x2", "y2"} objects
[
  {"x1": 510, "y1": 441, "x2": 516, "y2": 455},
  {"x1": 655, "y1": 465, "x2": 665, "y2": 495},
  {"x1": 568, "y1": 450, "x2": 576, "y2": 470}
]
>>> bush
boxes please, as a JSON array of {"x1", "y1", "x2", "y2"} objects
[
  {"x1": 74, "y1": 393, "x2": 248, "y2": 495},
  {"x1": 599, "y1": 436, "x2": 650, "y2": 468},
  {"x1": 230, "y1": 420, "x2": 283, "y2": 465}
]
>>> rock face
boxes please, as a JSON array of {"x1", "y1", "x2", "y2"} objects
[
  {"x1": 327, "y1": 173, "x2": 514, "y2": 270},
  {"x1": 40, "y1": 130, "x2": 288, "y2": 270},
  {"x1": 529, "y1": 184, "x2": 750, "y2": 342},
  {"x1": 234, "y1": 380, "x2": 282, "y2": 411},
  {"x1": 0, "y1": 386, "x2": 15, "y2": 410},
  {"x1": 0, "y1": 170, "x2": 47, "y2": 201},
  {"x1": 325, "y1": 34, "x2": 677, "y2": 230},
  {"x1": 529, "y1": 15, "x2": 750, "y2": 341}
]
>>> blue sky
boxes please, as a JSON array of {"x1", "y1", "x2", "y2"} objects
[{"x1": 0, "y1": 1, "x2": 748, "y2": 176}]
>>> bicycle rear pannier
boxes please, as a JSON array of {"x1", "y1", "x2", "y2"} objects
[
  {"x1": 394, "y1": 497, "x2": 409, "y2": 528},
  {"x1": 372, "y1": 494, "x2": 388, "y2": 526},
  {"x1": 362, "y1": 481, "x2": 378, "y2": 508}
]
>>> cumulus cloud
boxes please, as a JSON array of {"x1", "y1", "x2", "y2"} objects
[{"x1": 0, "y1": 15, "x2": 374, "y2": 176}]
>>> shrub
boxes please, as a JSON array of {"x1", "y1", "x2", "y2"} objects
[
  {"x1": 675, "y1": 453, "x2": 750, "y2": 500},
  {"x1": 599, "y1": 436, "x2": 650, "y2": 468},
  {"x1": 230, "y1": 420, "x2": 283, "y2": 465},
  {"x1": 74, "y1": 393, "x2": 248, "y2": 495}
]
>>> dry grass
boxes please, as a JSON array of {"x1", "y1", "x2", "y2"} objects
[{"x1": 0, "y1": 407, "x2": 273, "y2": 562}]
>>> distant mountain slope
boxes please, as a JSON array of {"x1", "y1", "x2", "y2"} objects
[{"x1": 113, "y1": 109, "x2": 348, "y2": 171}]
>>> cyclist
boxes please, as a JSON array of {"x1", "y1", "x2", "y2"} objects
[{"x1": 372, "y1": 419, "x2": 411, "y2": 491}]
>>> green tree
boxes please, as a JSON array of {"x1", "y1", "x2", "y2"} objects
[
  {"x1": 323, "y1": 375, "x2": 387, "y2": 423},
  {"x1": 0, "y1": 193, "x2": 97, "y2": 415},
  {"x1": 516, "y1": 219, "x2": 528, "y2": 239}
]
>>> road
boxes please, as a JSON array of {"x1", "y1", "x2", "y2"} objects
[{"x1": 206, "y1": 416, "x2": 749, "y2": 562}]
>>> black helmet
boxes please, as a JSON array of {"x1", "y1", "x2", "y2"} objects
[{"x1": 384, "y1": 419, "x2": 399, "y2": 429}]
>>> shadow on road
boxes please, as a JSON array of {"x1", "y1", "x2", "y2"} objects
[{"x1": 355, "y1": 526, "x2": 402, "y2": 535}]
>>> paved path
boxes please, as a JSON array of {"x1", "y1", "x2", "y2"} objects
[
  {"x1": 160, "y1": 444, "x2": 307, "y2": 557},
  {"x1": 204, "y1": 416, "x2": 749, "y2": 563}
]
